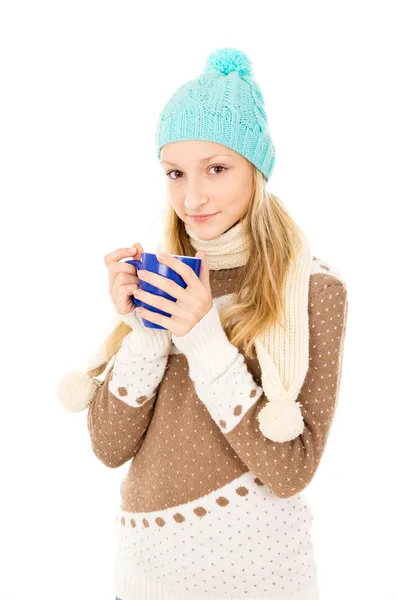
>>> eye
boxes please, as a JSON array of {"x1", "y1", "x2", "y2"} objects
[
  {"x1": 165, "y1": 165, "x2": 227, "y2": 179},
  {"x1": 166, "y1": 170, "x2": 183, "y2": 180},
  {"x1": 209, "y1": 165, "x2": 227, "y2": 175}
]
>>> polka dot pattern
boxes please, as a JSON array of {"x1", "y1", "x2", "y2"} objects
[
  {"x1": 114, "y1": 471, "x2": 319, "y2": 599},
  {"x1": 119, "y1": 349, "x2": 251, "y2": 512},
  {"x1": 116, "y1": 267, "x2": 347, "y2": 515},
  {"x1": 224, "y1": 273, "x2": 348, "y2": 498},
  {"x1": 87, "y1": 366, "x2": 159, "y2": 468},
  {"x1": 108, "y1": 330, "x2": 170, "y2": 408},
  {"x1": 87, "y1": 328, "x2": 171, "y2": 468},
  {"x1": 87, "y1": 260, "x2": 345, "y2": 600},
  {"x1": 188, "y1": 348, "x2": 264, "y2": 434}
]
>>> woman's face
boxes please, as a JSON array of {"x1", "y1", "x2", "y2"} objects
[{"x1": 160, "y1": 140, "x2": 254, "y2": 240}]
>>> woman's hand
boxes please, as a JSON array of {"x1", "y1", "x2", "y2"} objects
[
  {"x1": 104, "y1": 243, "x2": 144, "y2": 315},
  {"x1": 132, "y1": 250, "x2": 212, "y2": 337}
]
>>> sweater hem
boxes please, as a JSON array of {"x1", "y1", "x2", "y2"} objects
[{"x1": 114, "y1": 568, "x2": 320, "y2": 600}]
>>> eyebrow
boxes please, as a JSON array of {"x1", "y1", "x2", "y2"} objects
[{"x1": 160, "y1": 153, "x2": 233, "y2": 167}]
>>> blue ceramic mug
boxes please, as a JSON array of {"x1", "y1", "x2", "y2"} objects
[{"x1": 125, "y1": 253, "x2": 202, "y2": 330}]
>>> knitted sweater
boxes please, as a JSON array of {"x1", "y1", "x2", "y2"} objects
[{"x1": 87, "y1": 256, "x2": 348, "y2": 600}]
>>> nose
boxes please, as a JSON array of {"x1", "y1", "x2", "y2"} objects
[
  {"x1": 185, "y1": 199, "x2": 209, "y2": 214},
  {"x1": 185, "y1": 190, "x2": 209, "y2": 213},
  {"x1": 184, "y1": 174, "x2": 210, "y2": 213}
]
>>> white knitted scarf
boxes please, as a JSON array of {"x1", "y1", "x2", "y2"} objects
[{"x1": 182, "y1": 220, "x2": 314, "y2": 443}]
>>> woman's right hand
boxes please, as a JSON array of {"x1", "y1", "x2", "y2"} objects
[{"x1": 104, "y1": 243, "x2": 144, "y2": 315}]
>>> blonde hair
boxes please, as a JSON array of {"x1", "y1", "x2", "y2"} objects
[{"x1": 88, "y1": 165, "x2": 304, "y2": 378}]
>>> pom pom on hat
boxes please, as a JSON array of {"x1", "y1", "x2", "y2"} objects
[{"x1": 205, "y1": 47, "x2": 253, "y2": 77}]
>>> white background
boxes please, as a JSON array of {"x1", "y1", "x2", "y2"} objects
[{"x1": 1, "y1": 1, "x2": 397, "y2": 599}]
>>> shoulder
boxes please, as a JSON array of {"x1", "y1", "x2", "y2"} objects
[{"x1": 309, "y1": 256, "x2": 347, "y2": 302}]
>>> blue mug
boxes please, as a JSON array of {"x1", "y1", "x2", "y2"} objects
[{"x1": 125, "y1": 252, "x2": 202, "y2": 330}]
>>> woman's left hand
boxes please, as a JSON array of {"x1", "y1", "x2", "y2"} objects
[{"x1": 133, "y1": 250, "x2": 212, "y2": 337}]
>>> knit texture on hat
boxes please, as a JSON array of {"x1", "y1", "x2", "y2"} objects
[{"x1": 155, "y1": 47, "x2": 276, "y2": 181}]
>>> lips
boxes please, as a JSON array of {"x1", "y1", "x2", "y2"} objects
[{"x1": 188, "y1": 212, "x2": 219, "y2": 222}]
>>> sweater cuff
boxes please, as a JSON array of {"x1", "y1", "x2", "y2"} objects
[
  {"x1": 117, "y1": 309, "x2": 172, "y2": 359},
  {"x1": 171, "y1": 300, "x2": 238, "y2": 383}
]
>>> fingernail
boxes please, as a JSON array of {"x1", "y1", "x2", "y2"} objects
[{"x1": 129, "y1": 248, "x2": 137, "y2": 254}]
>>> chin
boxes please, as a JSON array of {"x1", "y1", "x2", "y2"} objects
[
  {"x1": 184, "y1": 215, "x2": 239, "y2": 239},
  {"x1": 189, "y1": 223, "x2": 222, "y2": 240}
]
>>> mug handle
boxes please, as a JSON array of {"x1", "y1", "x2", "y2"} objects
[{"x1": 125, "y1": 259, "x2": 142, "y2": 308}]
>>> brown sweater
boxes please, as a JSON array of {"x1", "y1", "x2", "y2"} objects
[{"x1": 87, "y1": 256, "x2": 348, "y2": 600}]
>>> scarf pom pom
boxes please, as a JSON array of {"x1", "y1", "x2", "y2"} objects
[
  {"x1": 257, "y1": 399, "x2": 305, "y2": 443},
  {"x1": 57, "y1": 370, "x2": 100, "y2": 413}
]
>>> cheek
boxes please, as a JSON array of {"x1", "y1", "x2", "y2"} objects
[
  {"x1": 166, "y1": 186, "x2": 179, "y2": 204},
  {"x1": 168, "y1": 197, "x2": 186, "y2": 218},
  {"x1": 167, "y1": 184, "x2": 189, "y2": 214},
  {"x1": 234, "y1": 176, "x2": 253, "y2": 207},
  {"x1": 217, "y1": 182, "x2": 248, "y2": 212}
]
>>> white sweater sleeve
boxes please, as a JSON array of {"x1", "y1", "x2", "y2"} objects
[
  {"x1": 110, "y1": 309, "x2": 172, "y2": 407},
  {"x1": 171, "y1": 299, "x2": 263, "y2": 429}
]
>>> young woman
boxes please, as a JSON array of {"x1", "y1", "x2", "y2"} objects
[{"x1": 59, "y1": 48, "x2": 348, "y2": 600}]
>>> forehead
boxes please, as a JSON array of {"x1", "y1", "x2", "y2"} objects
[{"x1": 160, "y1": 140, "x2": 238, "y2": 166}]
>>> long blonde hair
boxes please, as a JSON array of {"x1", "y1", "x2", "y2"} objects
[{"x1": 88, "y1": 166, "x2": 304, "y2": 378}]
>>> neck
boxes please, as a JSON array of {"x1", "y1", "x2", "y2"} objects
[{"x1": 184, "y1": 219, "x2": 251, "y2": 270}]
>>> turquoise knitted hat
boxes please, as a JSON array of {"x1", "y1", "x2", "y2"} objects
[{"x1": 155, "y1": 47, "x2": 275, "y2": 181}]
